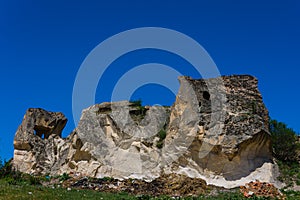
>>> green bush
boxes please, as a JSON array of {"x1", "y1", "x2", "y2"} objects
[
  {"x1": 0, "y1": 159, "x2": 16, "y2": 178},
  {"x1": 59, "y1": 173, "x2": 71, "y2": 181},
  {"x1": 101, "y1": 176, "x2": 114, "y2": 182},
  {"x1": 156, "y1": 129, "x2": 167, "y2": 149},
  {"x1": 130, "y1": 99, "x2": 142, "y2": 107},
  {"x1": 270, "y1": 119, "x2": 300, "y2": 186},
  {"x1": 158, "y1": 130, "x2": 167, "y2": 140},
  {"x1": 29, "y1": 175, "x2": 41, "y2": 185},
  {"x1": 269, "y1": 119, "x2": 299, "y2": 162},
  {"x1": 0, "y1": 159, "x2": 24, "y2": 185}
]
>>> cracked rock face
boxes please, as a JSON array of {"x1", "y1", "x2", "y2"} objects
[
  {"x1": 165, "y1": 75, "x2": 274, "y2": 188},
  {"x1": 13, "y1": 75, "x2": 279, "y2": 188},
  {"x1": 13, "y1": 108, "x2": 67, "y2": 174}
]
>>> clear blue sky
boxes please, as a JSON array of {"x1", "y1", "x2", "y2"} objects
[{"x1": 0, "y1": 0, "x2": 299, "y2": 161}]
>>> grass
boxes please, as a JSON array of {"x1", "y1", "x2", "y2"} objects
[
  {"x1": 0, "y1": 179, "x2": 134, "y2": 200},
  {"x1": 276, "y1": 160, "x2": 300, "y2": 188},
  {"x1": 2, "y1": 177, "x2": 299, "y2": 200}
]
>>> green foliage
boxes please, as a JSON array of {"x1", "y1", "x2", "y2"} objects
[
  {"x1": 129, "y1": 99, "x2": 147, "y2": 123},
  {"x1": 269, "y1": 119, "x2": 300, "y2": 187},
  {"x1": 0, "y1": 161, "x2": 23, "y2": 185},
  {"x1": 276, "y1": 160, "x2": 300, "y2": 187},
  {"x1": 156, "y1": 129, "x2": 167, "y2": 149},
  {"x1": 156, "y1": 141, "x2": 164, "y2": 149},
  {"x1": 59, "y1": 173, "x2": 71, "y2": 181},
  {"x1": 0, "y1": 160, "x2": 43, "y2": 186},
  {"x1": 29, "y1": 175, "x2": 42, "y2": 185},
  {"x1": 283, "y1": 190, "x2": 300, "y2": 200},
  {"x1": 130, "y1": 99, "x2": 142, "y2": 107},
  {"x1": 101, "y1": 176, "x2": 114, "y2": 182},
  {"x1": 269, "y1": 119, "x2": 299, "y2": 162},
  {"x1": 0, "y1": 179, "x2": 137, "y2": 200},
  {"x1": 1, "y1": 175, "x2": 299, "y2": 199},
  {"x1": 158, "y1": 129, "x2": 167, "y2": 140}
]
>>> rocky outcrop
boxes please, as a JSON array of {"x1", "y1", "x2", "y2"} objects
[
  {"x1": 13, "y1": 108, "x2": 67, "y2": 174},
  {"x1": 164, "y1": 75, "x2": 275, "y2": 188},
  {"x1": 13, "y1": 75, "x2": 279, "y2": 188}
]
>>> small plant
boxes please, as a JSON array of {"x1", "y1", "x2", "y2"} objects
[
  {"x1": 130, "y1": 99, "x2": 142, "y2": 107},
  {"x1": 156, "y1": 129, "x2": 167, "y2": 149},
  {"x1": 156, "y1": 141, "x2": 164, "y2": 149},
  {"x1": 0, "y1": 159, "x2": 21, "y2": 180},
  {"x1": 158, "y1": 129, "x2": 167, "y2": 140},
  {"x1": 136, "y1": 194, "x2": 152, "y2": 200},
  {"x1": 59, "y1": 173, "x2": 71, "y2": 181},
  {"x1": 101, "y1": 176, "x2": 114, "y2": 182},
  {"x1": 129, "y1": 99, "x2": 147, "y2": 123},
  {"x1": 29, "y1": 175, "x2": 41, "y2": 185}
]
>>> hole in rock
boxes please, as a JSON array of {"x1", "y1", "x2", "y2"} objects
[{"x1": 34, "y1": 125, "x2": 51, "y2": 139}]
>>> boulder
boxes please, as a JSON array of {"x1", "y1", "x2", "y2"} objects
[{"x1": 12, "y1": 75, "x2": 280, "y2": 188}]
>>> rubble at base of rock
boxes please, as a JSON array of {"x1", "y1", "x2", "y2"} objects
[
  {"x1": 240, "y1": 181, "x2": 284, "y2": 199},
  {"x1": 60, "y1": 173, "x2": 208, "y2": 197},
  {"x1": 38, "y1": 173, "x2": 285, "y2": 199}
]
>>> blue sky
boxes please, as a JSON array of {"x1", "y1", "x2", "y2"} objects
[{"x1": 0, "y1": 0, "x2": 299, "y2": 161}]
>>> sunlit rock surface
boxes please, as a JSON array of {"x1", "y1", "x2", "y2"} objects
[{"x1": 13, "y1": 75, "x2": 280, "y2": 188}]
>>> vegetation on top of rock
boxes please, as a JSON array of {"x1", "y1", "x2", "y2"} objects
[
  {"x1": 130, "y1": 99, "x2": 143, "y2": 107},
  {"x1": 129, "y1": 99, "x2": 148, "y2": 123},
  {"x1": 95, "y1": 106, "x2": 112, "y2": 115}
]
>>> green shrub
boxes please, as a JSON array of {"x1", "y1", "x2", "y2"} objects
[
  {"x1": 0, "y1": 159, "x2": 18, "y2": 179},
  {"x1": 130, "y1": 99, "x2": 142, "y2": 107},
  {"x1": 156, "y1": 129, "x2": 167, "y2": 149},
  {"x1": 158, "y1": 130, "x2": 167, "y2": 140},
  {"x1": 59, "y1": 173, "x2": 71, "y2": 181},
  {"x1": 269, "y1": 119, "x2": 299, "y2": 162},
  {"x1": 29, "y1": 175, "x2": 41, "y2": 185},
  {"x1": 101, "y1": 176, "x2": 114, "y2": 182},
  {"x1": 129, "y1": 99, "x2": 147, "y2": 123},
  {"x1": 270, "y1": 119, "x2": 300, "y2": 187},
  {"x1": 156, "y1": 141, "x2": 163, "y2": 149}
]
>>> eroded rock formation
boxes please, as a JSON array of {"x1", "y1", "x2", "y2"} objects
[
  {"x1": 13, "y1": 108, "x2": 67, "y2": 173},
  {"x1": 164, "y1": 75, "x2": 275, "y2": 188},
  {"x1": 13, "y1": 75, "x2": 279, "y2": 188}
]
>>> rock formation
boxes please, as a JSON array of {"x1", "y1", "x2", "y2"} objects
[
  {"x1": 13, "y1": 108, "x2": 67, "y2": 173},
  {"x1": 13, "y1": 75, "x2": 279, "y2": 188}
]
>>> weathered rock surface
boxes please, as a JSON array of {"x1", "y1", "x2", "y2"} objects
[
  {"x1": 164, "y1": 75, "x2": 276, "y2": 188},
  {"x1": 13, "y1": 75, "x2": 280, "y2": 188},
  {"x1": 13, "y1": 108, "x2": 67, "y2": 173}
]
